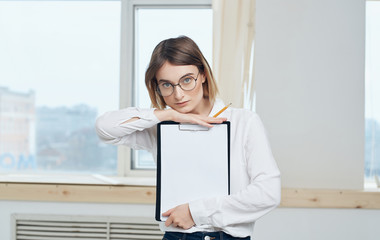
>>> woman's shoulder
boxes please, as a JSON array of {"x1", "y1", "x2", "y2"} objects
[
  {"x1": 228, "y1": 108, "x2": 269, "y2": 140},
  {"x1": 229, "y1": 107, "x2": 260, "y2": 120}
]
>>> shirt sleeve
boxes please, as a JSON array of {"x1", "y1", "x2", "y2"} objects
[
  {"x1": 189, "y1": 113, "x2": 281, "y2": 228},
  {"x1": 95, "y1": 107, "x2": 160, "y2": 151}
]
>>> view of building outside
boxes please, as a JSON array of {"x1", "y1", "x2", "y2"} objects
[
  {"x1": 36, "y1": 105, "x2": 116, "y2": 174},
  {"x1": 0, "y1": 87, "x2": 117, "y2": 174},
  {"x1": 0, "y1": 1, "x2": 120, "y2": 174},
  {"x1": 0, "y1": 87, "x2": 36, "y2": 170}
]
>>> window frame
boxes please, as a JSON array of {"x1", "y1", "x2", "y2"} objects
[{"x1": 120, "y1": 0, "x2": 212, "y2": 178}]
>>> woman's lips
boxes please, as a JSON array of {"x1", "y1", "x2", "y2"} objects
[{"x1": 175, "y1": 100, "x2": 189, "y2": 107}]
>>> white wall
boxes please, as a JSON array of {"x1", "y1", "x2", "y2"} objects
[
  {"x1": 254, "y1": 0, "x2": 365, "y2": 189},
  {"x1": 255, "y1": 208, "x2": 380, "y2": 240}
]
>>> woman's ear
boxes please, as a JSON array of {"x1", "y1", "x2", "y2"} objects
[{"x1": 201, "y1": 73, "x2": 206, "y2": 83}]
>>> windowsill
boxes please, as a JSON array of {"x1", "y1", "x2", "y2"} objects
[
  {"x1": 1, "y1": 177, "x2": 380, "y2": 209},
  {"x1": 0, "y1": 173, "x2": 155, "y2": 186},
  {"x1": 364, "y1": 180, "x2": 379, "y2": 189}
]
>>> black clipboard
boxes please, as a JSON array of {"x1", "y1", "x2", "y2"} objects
[{"x1": 155, "y1": 121, "x2": 230, "y2": 221}]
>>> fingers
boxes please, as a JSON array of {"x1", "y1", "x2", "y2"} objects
[
  {"x1": 164, "y1": 215, "x2": 182, "y2": 228},
  {"x1": 164, "y1": 214, "x2": 181, "y2": 228},
  {"x1": 172, "y1": 111, "x2": 227, "y2": 126},
  {"x1": 163, "y1": 208, "x2": 175, "y2": 227},
  {"x1": 162, "y1": 208, "x2": 173, "y2": 217},
  {"x1": 165, "y1": 216, "x2": 173, "y2": 227},
  {"x1": 190, "y1": 115, "x2": 226, "y2": 125},
  {"x1": 162, "y1": 204, "x2": 195, "y2": 230},
  {"x1": 194, "y1": 119, "x2": 214, "y2": 128},
  {"x1": 194, "y1": 117, "x2": 227, "y2": 128},
  {"x1": 183, "y1": 222, "x2": 194, "y2": 230},
  {"x1": 207, "y1": 117, "x2": 227, "y2": 123}
]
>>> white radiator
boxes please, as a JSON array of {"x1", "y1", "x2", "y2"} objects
[{"x1": 12, "y1": 214, "x2": 163, "y2": 240}]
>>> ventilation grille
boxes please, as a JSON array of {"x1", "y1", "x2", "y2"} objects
[{"x1": 12, "y1": 214, "x2": 163, "y2": 240}]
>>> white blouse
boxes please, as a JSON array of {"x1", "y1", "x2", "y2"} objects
[{"x1": 95, "y1": 99, "x2": 281, "y2": 238}]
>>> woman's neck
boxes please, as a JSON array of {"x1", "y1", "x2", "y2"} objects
[{"x1": 191, "y1": 97, "x2": 213, "y2": 116}]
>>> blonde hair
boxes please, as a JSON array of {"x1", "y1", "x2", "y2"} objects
[{"x1": 145, "y1": 36, "x2": 218, "y2": 109}]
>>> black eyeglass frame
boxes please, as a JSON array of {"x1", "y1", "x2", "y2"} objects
[{"x1": 156, "y1": 71, "x2": 200, "y2": 97}]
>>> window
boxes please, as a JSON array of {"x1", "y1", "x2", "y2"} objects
[
  {"x1": 365, "y1": 1, "x2": 380, "y2": 185},
  {"x1": 0, "y1": 1, "x2": 121, "y2": 175},
  {"x1": 0, "y1": 0, "x2": 212, "y2": 179},
  {"x1": 122, "y1": 0, "x2": 213, "y2": 173}
]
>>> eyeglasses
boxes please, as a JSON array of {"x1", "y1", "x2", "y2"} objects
[{"x1": 156, "y1": 72, "x2": 200, "y2": 97}]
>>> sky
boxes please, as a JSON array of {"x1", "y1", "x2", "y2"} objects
[{"x1": 0, "y1": 1, "x2": 212, "y2": 116}]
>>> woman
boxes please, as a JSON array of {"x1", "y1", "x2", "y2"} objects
[{"x1": 96, "y1": 36, "x2": 281, "y2": 239}]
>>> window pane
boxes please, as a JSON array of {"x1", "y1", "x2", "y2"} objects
[
  {"x1": 365, "y1": 1, "x2": 380, "y2": 183},
  {"x1": 0, "y1": 1, "x2": 120, "y2": 175},
  {"x1": 133, "y1": 7, "x2": 213, "y2": 169}
]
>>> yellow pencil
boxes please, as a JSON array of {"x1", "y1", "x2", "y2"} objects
[{"x1": 213, "y1": 103, "x2": 232, "y2": 117}]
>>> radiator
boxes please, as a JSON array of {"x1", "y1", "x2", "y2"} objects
[{"x1": 12, "y1": 214, "x2": 163, "y2": 240}]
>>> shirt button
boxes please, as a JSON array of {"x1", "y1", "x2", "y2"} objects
[{"x1": 204, "y1": 236, "x2": 211, "y2": 240}]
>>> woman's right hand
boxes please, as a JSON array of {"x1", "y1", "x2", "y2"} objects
[{"x1": 154, "y1": 109, "x2": 227, "y2": 128}]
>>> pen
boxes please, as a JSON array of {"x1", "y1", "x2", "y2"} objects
[{"x1": 213, "y1": 103, "x2": 232, "y2": 118}]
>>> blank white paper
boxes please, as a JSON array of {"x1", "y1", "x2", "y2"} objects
[{"x1": 158, "y1": 123, "x2": 229, "y2": 221}]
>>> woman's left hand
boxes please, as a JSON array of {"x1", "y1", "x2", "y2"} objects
[{"x1": 162, "y1": 203, "x2": 195, "y2": 229}]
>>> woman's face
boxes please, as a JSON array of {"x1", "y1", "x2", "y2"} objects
[{"x1": 156, "y1": 61, "x2": 206, "y2": 114}]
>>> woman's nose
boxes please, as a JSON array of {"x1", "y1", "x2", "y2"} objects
[{"x1": 173, "y1": 85, "x2": 184, "y2": 100}]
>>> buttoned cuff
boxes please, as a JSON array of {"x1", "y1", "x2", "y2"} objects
[{"x1": 189, "y1": 200, "x2": 211, "y2": 226}]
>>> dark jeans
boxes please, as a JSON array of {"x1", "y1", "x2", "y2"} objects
[{"x1": 163, "y1": 231, "x2": 251, "y2": 240}]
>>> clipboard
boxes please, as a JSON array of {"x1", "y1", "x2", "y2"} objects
[{"x1": 155, "y1": 121, "x2": 230, "y2": 221}]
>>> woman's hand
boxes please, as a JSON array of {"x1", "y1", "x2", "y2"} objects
[
  {"x1": 155, "y1": 109, "x2": 227, "y2": 127},
  {"x1": 171, "y1": 111, "x2": 226, "y2": 127},
  {"x1": 162, "y1": 203, "x2": 195, "y2": 229}
]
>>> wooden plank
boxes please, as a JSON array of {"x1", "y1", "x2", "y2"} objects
[
  {"x1": 1, "y1": 183, "x2": 380, "y2": 209},
  {"x1": 0, "y1": 183, "x2": 155, "y2": 204},
  {"x1": 280, "y1": 188, "x2": 380, "y2": 209}
]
